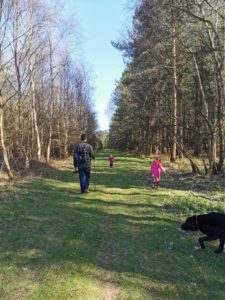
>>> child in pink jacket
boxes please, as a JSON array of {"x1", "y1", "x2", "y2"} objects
[
  {"x1": 108, "y1": 154, "x2": 115, "y2": 167},
  {"x1": 150, "y1": 158, "x2": 166, "y2": 189}
]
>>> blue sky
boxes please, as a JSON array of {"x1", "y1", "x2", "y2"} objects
[{"x1": 63, "y1": 0, "x2": 133, "y2": 131}]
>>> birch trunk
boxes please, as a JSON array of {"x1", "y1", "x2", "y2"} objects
[
  {"x1": 28, "y1": 0, "x2": 41, "y2": 161},
  {"x1": 46, "y1": 31, "x2": 54, "y2": 163},
  {"x1": 0, "y1": 103, "x2": 13, "y2": 179},
  {"x1": 170, "y1": 1, "x2": 177, "y2": 162}
]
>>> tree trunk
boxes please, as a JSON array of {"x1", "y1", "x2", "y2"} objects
[
  {"x1": 208, "y1": 129, "x2": 217, "y2": 175},
  {"x1": 0, "y1": 105, "x2": 14, "y2": 179},
  {"x1": 176, "y1": 141, "x2": 201, "y2": 175},
  {"x1": 170, "y1": 2, "x2": 177, "y2": 162},
  {"x1": 28, "y1": 0, "x2": 41, "y2": 161},
  {"x1": 30, "y1": 76, "x2": 41, "y2": 160},
  {"x1": 199, "y1": 6, "x2": 224, "y2": 171}
]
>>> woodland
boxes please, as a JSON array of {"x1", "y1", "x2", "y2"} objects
[
  {"x1": 1, "y1": 2, "x2": 225, "y2": 298},
  {"x1": 1, "y1": 0, "x2": 225, "y2": 180},
  {"x1": 109, "y1": 0, "x2": 225, "y2": 176},
  {"x1": 0, "y1": 0, "x2": 98, "y2": 180}
]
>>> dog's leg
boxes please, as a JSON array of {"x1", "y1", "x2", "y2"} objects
[
  {"x1": 199, "y1": 237, "x2": 206, "y2": 249},
  {"x1": 199, "y1": 236, "x2": 217, "y2": 249},
  {"x1": 215, "y1": 239, "x2": 225, "y2": 253}
]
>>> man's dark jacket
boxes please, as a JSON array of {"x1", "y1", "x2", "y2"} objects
[{"x1": 73, "y1": 142, "x2": 95, "y2": 169}]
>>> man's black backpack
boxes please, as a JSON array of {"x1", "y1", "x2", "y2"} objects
[{"x1": 75, "y1": 144, "x2": 90, "y2": 164}]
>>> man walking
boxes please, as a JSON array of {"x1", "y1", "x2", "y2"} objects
[{"x1": 73, "y1": 134, "x2": 95, "y2": 194}]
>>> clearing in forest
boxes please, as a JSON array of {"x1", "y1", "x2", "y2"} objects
[{"x1": 0, "y1": 150, "x2": 225, "y2": 299}]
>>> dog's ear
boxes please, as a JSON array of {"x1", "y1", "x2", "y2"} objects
[
  {"x1": 185, "y1": 216, "x2": 194, "y2": 224},
  {"x1": 187, "y1": 215, "x2": 196, "y2": 223}
]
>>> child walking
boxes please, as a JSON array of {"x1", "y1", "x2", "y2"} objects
[
  {"x1": 108, "y1": 154, "x2": 115, "y2": 168},
  {"x1": 150, "y1": 158, "x2": 166, "y2": 189}
]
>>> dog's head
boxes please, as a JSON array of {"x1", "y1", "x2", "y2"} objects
[{"x1": 181, "y1": 215, "x2": 198, "y2": 231}]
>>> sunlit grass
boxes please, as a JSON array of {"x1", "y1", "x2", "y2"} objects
[{"x1": 0, "y1": 150, "x2": 225, "y2": 299}]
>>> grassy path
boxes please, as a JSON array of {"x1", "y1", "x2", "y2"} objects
[{"x1": 0, "y1": 150, "x2": 225, "y2": 299}]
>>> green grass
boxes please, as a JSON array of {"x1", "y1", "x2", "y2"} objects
[{"x1": 0, "y1": 150, "x2": 225, "y2": 299}]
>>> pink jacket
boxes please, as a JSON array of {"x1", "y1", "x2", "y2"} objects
[
  {"x1": 108, "y1": 156, "x2": 115, "y2": 164},
  {"x1": 150, "y1": 161, "x2": 165, "y2": 180}
]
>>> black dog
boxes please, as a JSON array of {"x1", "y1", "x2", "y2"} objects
[{"x1": 181, "y1": 212, "x2": 225, "y2": 253}]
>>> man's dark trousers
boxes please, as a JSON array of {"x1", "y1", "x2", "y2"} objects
[{"x1": 78, "y1": 168, "x2": 90, "y2": 193}]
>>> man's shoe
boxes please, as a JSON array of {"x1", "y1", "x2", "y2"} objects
[{"x1": 84, "y1": 189, "x2": 90, "y2": 194}]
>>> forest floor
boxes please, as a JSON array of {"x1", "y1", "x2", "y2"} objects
[{"x1": 0, "y1": 150, "x2": 225, "y2": 299}]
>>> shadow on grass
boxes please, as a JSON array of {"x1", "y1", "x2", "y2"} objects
[
  {"x1": 41, "y1": 151, "x2": 214, "y2": 194},
  {"x1": 0, "y1": 151, "x2": 225, "y2": 298},
  {"x1": 93, "y1": 154, "x2": 218, "y2": 193},
  {"x1": 0, "y1": 171, "x2": 225, "y2": 299}
]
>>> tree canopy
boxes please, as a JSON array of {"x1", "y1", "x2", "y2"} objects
[
  {"x1": 109, "y1": 0, "x2": 225, "y2": 174},
  {"x1": 0, "y1": 0, "x2": 98, "y2": 178}
]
